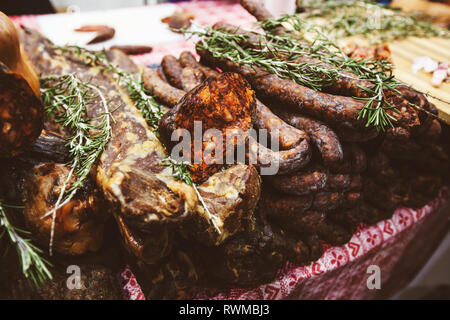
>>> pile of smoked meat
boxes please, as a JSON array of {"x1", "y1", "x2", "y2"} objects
[{"x1": 0, "y1": 1, "x2": 449, "y2": 299}]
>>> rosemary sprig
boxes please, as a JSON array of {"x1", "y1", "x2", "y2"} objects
[
  {"x1": 40, "y1": 74, "x2": 114, "y2": 255},
  {"x1": 162, "y1": 157, "x2": 222, "y2": 234},
  {"x1": 186, "y1": 17, "x2": 402, "y2": 131},
  {"x1": 55, "y1": 46, "x2": 220, "y2": 234},
  {"x1": 55, "y1": 46, "x2": 164, "y2": 129},
  {"x1": 296, "y1": 0, "x2": 449, "y2": 43},
  {"x1": 0, "y1": 200, "x2": 52, "y2": 287}
]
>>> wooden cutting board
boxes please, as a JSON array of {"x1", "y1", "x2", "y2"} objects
[{"x1": 388, "y1": 37, "x2": 450, "y2": 124}]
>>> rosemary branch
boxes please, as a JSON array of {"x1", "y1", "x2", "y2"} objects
[
  {"x1": 186, "y1": 17, "x2": 403, "y2": 131},
  {"x1": 162, "y1": 157, "x2": 222, "y2": 234},
  {"x1": 296, "y1": 0, "x2": 449, "y2": 43},
  {"x1": 55, "y1": 46, "x2": 220, "y2": 234},
  {"x1": 55, "y1": 46, "x2": 164, "y2": 129},
  {"x1": 0, "y1": 200, "x2": 52, "y2": 287},
  {"x1": 40, "y1": 74, "x2": 114, "y2": 255}
]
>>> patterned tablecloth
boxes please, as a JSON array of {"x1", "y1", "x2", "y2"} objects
[{"x1": 10, "y1": 1, "x2": 450, "y2": 300}]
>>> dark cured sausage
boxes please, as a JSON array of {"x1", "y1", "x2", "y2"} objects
[
  {"x1": 178, "y1": 51, "x2": 305, "y2": 150},
  {"x1": 311, "y1": 192, "x2": 344, "y2": 212},
  {"x1": 328, "y1": 143, "x2": 367, "y2": 174},
  {"x1": 143, "y1": 68, "x2": 185, "y2": 107},
  {"x1": 179, "y1": 67, "x2": 204, "y2": 91},
  {"x1": 279, "y1": 111, "x2": 343, "y2": 166},
  {"x1": 179, "y1": 51, "x2": 219, "y2": 79},
  {"x1": 240, "y1": 0, "x2": 274, "y2": 21},
  {"x1": 161, "y1": 55, "x2": 184, "y2": 89},
  {"x1": 0, "y1": 62, "x2": 44, "y2": 158},
  {"x1": 161, "y1": 55, "x2": 205, "y2": 91},
  {"x1": 153, "y1": 62, "x2": 312, "y2": 176},
  {"x1": 325, "y1": 174, "x2": 362, "y2": 192},
  {"x1": 197, "y1": 48, "x2": 369, "y2": 131},
  {"x1": 198, "y1": 43, "x2": 420, "y2": 130},
  {"x1": 259, "y1": 191, "x2": 325, "y2": 234},
  {"x1": 268, "y1": 169, "x2": 328, "y2": 196},
  {"x1": 247, "y1": 135, "x2": 311, "y2": 175},
  {"x1": 269, "y1": 170, "x2": 361, "y2": 196},
  {"x1": 293, "y1": 56, "x2": 421, "y2": 130}
]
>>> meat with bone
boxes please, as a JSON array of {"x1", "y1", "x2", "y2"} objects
[
  {"x1": 22, "y1": 162, "x2": 109, "y2": 255},
  {"x1": 21, "y1": 28, "x2": 262, "y2": 264},
  {"x1": 21, "y1": 28, "x2": 197, "y2": 231}
]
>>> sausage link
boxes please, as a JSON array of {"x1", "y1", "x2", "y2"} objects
[
  {"x1": 294, "y1": 56, "x2": 421, "y2": 130},
  {"x1": 179, "y1": 51, "x2": 220, "y2": 79},
  {"x1": 198, "y1": 48, "x2": 368, "y2": 131},
  {"x1": 161, "y1": 55, "x2": 184, "y2": 89},
  {"x1": 363, "y1": 178, "x2": 410, "y2": 211},
  {"x1": 328, "y1": 143, "x2": 367, "y2": 173},
  {"x1": 325, "y1": 174, "x2": 362, "y2": 192},
  {"x1": 143, "y1": 68, "x2": 185, "y2": 107},
  {"x1": 268, "y1": 169, "x2": 328, "y2": 196},
  {"x1": 260, "y1": 192, "x2": 325, "y2": 234},
  {"x1": 311, "y1": 192, "x2": 344, "y2": 212},
  {"x1": 247, "y1": 135, "x2": 311, "y2": 175},
  {"x1": 279, "y1": 111, "x2": 343, "y2": 166},
  {"x1": 240, "y1": 0, "x2": 274, "y2": 21},
  {"x1": 341, "y1": 192, "x2": 362, "y2": 209},
  {"x1": 261, "y1": 191, "x2": 313, "y2": 216},
  {"x1": 179, "y1": 51, "x2": 305, "y2": 150},
  {"x1": 317, "y1": 218, "x2": 354, "y2": 246},
  {"x1": 302, "y1": 233, "x2": 323, "y2": 262},
  {"x1": 254, "y1": 101, "x2": 305, "y2": 150},
  {"x1": 199, "y1": 44, "x2": 421, "y2": 130},
  {"x1": 180, "y1": 67, "x2": 205, "y2": 91}
]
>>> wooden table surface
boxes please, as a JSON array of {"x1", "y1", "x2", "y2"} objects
[{"x1": 389, "y1": 37, "x2": 450, "y2": 124}]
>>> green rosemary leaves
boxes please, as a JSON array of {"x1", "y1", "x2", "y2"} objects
[
  {"x1": 0, "y1": 201, "x2": 52, "y2": 287},
  {"x1": 187, "y1": 15, "x2": 407, "y2": 131},
  {"x1": 40, "y1": 74, "x2": 114, "y2": 255},
  {"x1": 56, "y1": 46, "x2": 164, "y2": 129},
  {"x1": 162, "y1": 156, "x2": 222, "y2": 234},
  {"x1": 296, "y1": 0, "x2": 449, "y2": 43}
]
